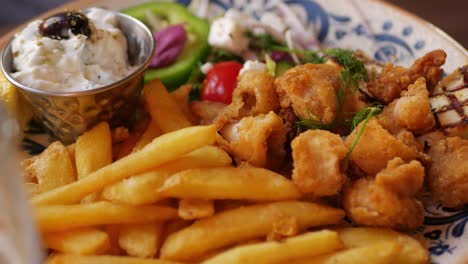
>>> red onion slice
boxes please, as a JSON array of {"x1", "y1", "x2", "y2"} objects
[{"x1": 150, "y1": 24, "x2": 187, "y2": 68}]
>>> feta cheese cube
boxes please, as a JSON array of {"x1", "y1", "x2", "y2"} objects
[
  {"x1": 208, "y1": 17, "x2": 249, "y2": 55},
  {"x1": 200, "y1": 62, "x2": 214, "y2": 74},
  {"x1": 239, "y1": 60, "x2": 267, "y2": 76}
]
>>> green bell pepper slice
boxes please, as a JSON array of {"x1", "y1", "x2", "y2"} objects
[{"x1": 123, "y1": 2, "x2": 210, "y2": 90}]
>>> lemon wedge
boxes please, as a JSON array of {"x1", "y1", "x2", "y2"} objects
[{"x1": 0, "y1": 72, "x2": 33, "y2": 130}]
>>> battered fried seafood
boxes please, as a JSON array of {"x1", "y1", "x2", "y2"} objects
[
  {"x1": 291, "y1": 130, "x2": 348, "y2": 197},
  {"x1": 344, "y1": 158, "x2": 425, "y2": 230},
  {"x1": 366, "y1": 50, "x2": 446, "y2": 103},
  {"x1": 427, "y1": 136, "x2": 468, "y2": 208},
  {"x1": 220, "y1": 111, "x2": 287, "y2": 169},
  {"x1": 379, "y1": 78, "x2": 435, "y2": 135},
  {"x1": 344, "y1": 118, "x2": 419, "y2": 175},
  {"x1": 214, "y1": 70, "x2": 280, "y2": 128},
  {"x1": 275, "y1": 63, "x2": 342, "y2": 125}
]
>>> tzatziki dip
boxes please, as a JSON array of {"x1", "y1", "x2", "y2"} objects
[{"x1": 11, "y1": 8, "x2": 133, "y2": 92}]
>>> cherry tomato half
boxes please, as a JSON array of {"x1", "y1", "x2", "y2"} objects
[{"x1": 201, "y1": 61, "x2": 243, "y2": 104}]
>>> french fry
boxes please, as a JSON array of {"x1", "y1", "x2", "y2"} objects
[
  {"x1": 102, "y1": 146, "x2": 231, "y2": 205},
  {"x1": 268, "y1": 215, "x2": 299, "y2": 241},
  {"x1": 67, "y1": 143, "x2": 77, "y2": 177},
  {"x1": 35, "y1": 201, "x2": 177, "y2": 232},
  {"x1": 25, "y1": 182, "x2": 41, "y2": 197},
  {"x1": 30, "y1": 141, "x2": 76, "y2": 192},
  {"x1": 337, "y1": 228, "x2": 428, "y2": 264},
  {"x1": 118, "y1": 223, "x2": 164, "y2": 258},
  {"x1": 144, "y1": 79, "x2": 191, "y2": 133},
  {"x1": 158, "y1": 167, "x2": 301, "y2": 200},
  {"x1": 76, "y1": 122, "x2": 112, "y2": 178},
  {"x1": 42, "y1": 228, "x2": 110, "y2": 255},
  {"x1": 160, "y1": 201, "x2": 345, "y2": 261},
  {"x1": 76, "y1": 122, "x2": 112, "y2": 203},
  {"x1": 45, "y1": 254, "x2": 181, "y2": 264},
  {"x1": 115, "y1": 119, "x2": 150, "y2": 160},
  {"x1": 132, "y1": 120, "x2": 162, "y2": 152},
  {"x1": 202, "y1": 230, "x2": 342, "y2": 264},
  {"x1": 31, "y1": 125, "x2": 217, "y2": 205},
  {"x1": 290, "y1": 241, "x2": 400, "y2": 264},
  {"x1": 178, "y1": 199, "x2": 214, "y2": 220},
  {"x1": 170, "y1": 84, "x2": 199, "y2": 124},
  {"x1": 22, "y1": 155, "x2": 39, "y2": 182}
]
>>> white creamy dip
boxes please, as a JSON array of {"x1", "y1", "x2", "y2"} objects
[{"x1": 11, "y1": 8, "x2": 132, "y2": 92}]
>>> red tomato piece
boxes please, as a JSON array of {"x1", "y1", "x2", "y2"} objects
[{"x1": 201, "y1": 61, "x2": 243, "y2": 104}]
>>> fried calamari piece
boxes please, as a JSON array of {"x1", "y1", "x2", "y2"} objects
[
  {"x1": 344, "y1": 118, "x2": 419, "y2": 175},
  {"x1": 214, "y1": 70, "x2": 280, "y2": 128},
  {"x1": 291, "y1": 130, "x2": 348, "y2": 197},
  {"x1": 220, "y1": 111, "x2": 287, "y2": 169},
  {"x1": 367, "y1": 50, "x2": 446, "y2": 103},
  {"x1": 275, "y1": 63, "x2": 342, "y2": 124},
  {"x1": 375, "y1": 158, "x2": 424, "y2": 197},
  {"x1": 379, "y1": 78, "x2": 435, "y2": 135},
  {"x1": 344, "y1": 158, "x2": 425, "y2": 231},
  {"x1": 427, "y1": 136, "x2": 468, "y2": 208}
]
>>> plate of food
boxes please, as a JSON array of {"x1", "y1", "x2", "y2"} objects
[{"x1": 0, "y1": 0, "x2": 467, "y2": 263}]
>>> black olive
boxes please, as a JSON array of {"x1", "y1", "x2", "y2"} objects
[{"x1": 39, "y1": 11, "x2": 91, "y2": 40}]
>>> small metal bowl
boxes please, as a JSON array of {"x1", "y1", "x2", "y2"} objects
[{"x1": 0, "y1": 9, "x2": 155, "y2": 144}]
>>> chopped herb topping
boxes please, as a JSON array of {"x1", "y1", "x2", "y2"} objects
[
  {"x1": 296, "y1": 49, "x2": 369, "y2": 133},
  {"x1": 343, "y1": 105, "x2": 383, "y2": 167}
]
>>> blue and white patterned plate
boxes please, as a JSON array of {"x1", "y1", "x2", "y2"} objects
[{"x1": 19, "y1": 0, "x2": 468, "y2": 263}]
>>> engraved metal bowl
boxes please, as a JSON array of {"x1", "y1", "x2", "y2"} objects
[{"x1": 0, "y1": 9, "x2": 155, "y2": 144}]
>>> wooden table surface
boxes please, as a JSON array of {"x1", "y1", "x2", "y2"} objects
[{"x1": 0, "y1": 0, "x2": 467, "y2": 48}]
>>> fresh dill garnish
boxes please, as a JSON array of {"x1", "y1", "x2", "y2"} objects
[
  {"x1": 295, "y1": 111, "x2": 330, "y2": 132},
  {"x1": 303, "y1": 52, "x2": 325, "y2": 64},
  {"x1": 327, "y1": 49, "x2": 369, "y2": 125},
  {"x1": 327, "y1": 48, "x2": 369, "y2": 93},
  {"x1": 343, "y1": 105, "x2": 383, "y2": 167},
  {"x1": 295, "y1": 49, "x2": 369, "y2": 133},
  {"x1": 350, "y1": 103, "x2": 383, "y2": 131}
]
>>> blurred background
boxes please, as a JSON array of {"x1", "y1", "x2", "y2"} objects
[{"x1": 0, "y1": 0, "x2": 466, "y2": 48}]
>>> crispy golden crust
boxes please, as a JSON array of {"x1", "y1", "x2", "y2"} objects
[
  {"x1": 275, "y1": 63, "x2": 342, "y2": 124},
  {"x1": 375, "y1": 158, "x2": 424, "y2": 197},
  {"x1": 214, "y1": 70, "x2": 280, "y2": 129},
  {"x1": 344, "y1": 118, "x2": 419, "y2": 176},
  {"x1": 220, "y1": 111, "x2": 287, "y2": 169},
  {"x1": 344, "y1": 158, "x2": 425, "y2": 230},
  {"x1": 343, "y1": 177, "x2": 424, "y2": 231},
  {"x1": 367, "y1": 50, "x2": 446, "y2": 103},
  {"x1": 427, "y1": 137, "x2": 468, "y2": 208},
  {"x1": 291, "y1": 130, "x2": 348, "y2": 197},
  {"x1": 385, "y1": 78, "x2": 435, "y2": 135}
]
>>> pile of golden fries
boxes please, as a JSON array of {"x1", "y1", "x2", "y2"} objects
[{"x1": 22, "y1": 80, "x2": 428, "y2": 264}]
